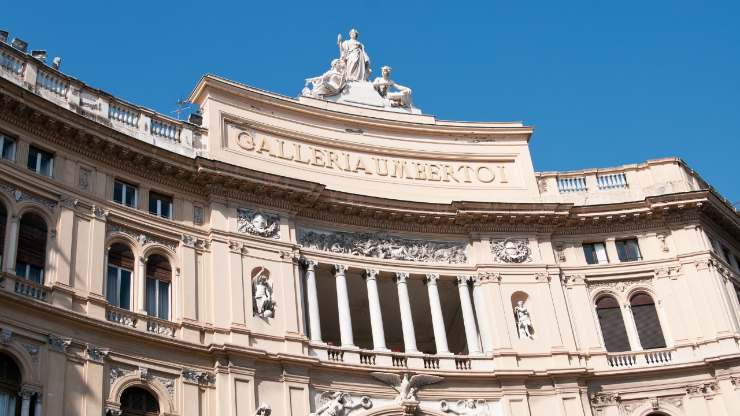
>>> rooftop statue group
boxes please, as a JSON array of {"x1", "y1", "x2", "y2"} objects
[{"x1": 302, "y1": 29, "x2": 414, "y2": 110}]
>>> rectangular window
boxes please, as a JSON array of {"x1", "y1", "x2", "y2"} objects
[
  {"x1": 113, "y1": 180, "x2": 138, "y2": 208},
  {"x1": 146, "y1": 277, "x2": 170, "y2": 320},
  {"x1": 616, "y1": 238, "x2": 642, "y2": 262},
  {"x1": 106, "y1": 265, "x2": 132, "y2": 310},
  {"x1": 583, "y1": 242, "x2": 609, "y2": 265},
  {"x1": 149, "y1": 191, "x2": 173, "y2": 219},
  {"x1": 0, "y1": 133, "x2": 16, "y2": 161},
  {"x1": 26, "y1": 146, "x2": 54, "y2": 177}
]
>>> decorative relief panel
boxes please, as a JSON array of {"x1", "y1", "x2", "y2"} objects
[
  {"x1": 298, "y1": 228, "x2": 467, "y2": 264},
  {"x1": 0, "y1": 181, "x2": 57, "y2": 210},
  {"x1": 588, "y1": 278, "x2": 652, "y2": 295},
  {"x1": 440, "y1": 399, "x2": 493, "y2": 416},
  {"x1": 107, "y1": 223, "x2": 178, "y2": 252},
  {"x1": 490, "y1": 238, "x2": 532, "y2": 263},
  {"x1": 237, "y1": 208, "x2": 280, "y2": 239},
  {"x1": 311, "y1": 391, "x2": 372, "y2": 416}
]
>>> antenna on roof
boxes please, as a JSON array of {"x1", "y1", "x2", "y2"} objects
[{"x1": 171, "y1": 98, "x2": 191, "y2": 120}]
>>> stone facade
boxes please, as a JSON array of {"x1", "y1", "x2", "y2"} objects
[{"x1": 0, "y1": 35, "x2": 739, "y2": 416}]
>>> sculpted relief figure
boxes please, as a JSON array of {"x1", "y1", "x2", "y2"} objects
[
  {"x1": 440, "y1": 400, "x2": 492, "y2": 416},
  {"x1": 311, "y1": 392, "x2": 372, "y2": 416},
  {"x1": 514, "y1": 300, "x2": 534, "y2": 339},
  {"x1": 303, "y1": 59, "x2": 347, "y2": 99},
  {"x1": 252, "y1": 267, "x2": 274, "y2": 318},
  {"x1": 338, "y1": 29, "x2": 371, "y2": 82},
  {"x1": 370, "y1": 372, "x2": 444, "y2": 403},
  {"x1": 373, "y1": 66, "x2": 413, "y2": 108}
]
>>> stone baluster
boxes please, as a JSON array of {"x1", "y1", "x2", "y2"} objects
[
  {"x1": 302, "y1": 259, "x2": 322, "y2": 342},
  {"x1": 425, "y1": 273, "x2": 450, "y2": 355},
  {"x1": 396, "y1": 272, "x2": 418, "y2": 353},
  {"x1": 137, "y1": 256, "x2": 148, "y2": 314},
  {"x1": 364, "y1": 269, "x2": 388, "y2": 351},
  {"x1": 4, "y1": 215, "x2": 19, "y2": 273},
  {"x1": 457, "y1": 275, "x2": 482, "y2": 355},
  {"x1": 334, "y1": 264, "x2": 355, "y2": 348}
]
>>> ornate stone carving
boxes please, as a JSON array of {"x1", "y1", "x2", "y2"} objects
[
  {"x1": 24, "y1": 344, "x2": 39, "y2": 363},
  {"x1": 237, "y1": 208, "x2": 280, "y2": 239},
  {"x1": 48, "y1": 334, "x2": 71, "y2": 353},
  {"x1": 657, "y1": 233, "x2": 669, "y2": 252},
  {"x1": 138, "y1": 366, "x2": 149, "y2": 381},
  {"x1": 303, "y1": 59, "x2": 347, "y2": 99},
  {"x1": 85, "y1": 344, "x2": 109, "y2": 362},
  {"x1": 0, "y1": 181, "x2": 57, "y2": 210},
  {"x1": 588, "y1": 278, "x2": 652, "y2": 294},
  {"x1": 589, "y1": 392, "x2": 620, "y2": 407},
  {"x1": 0, "y1": 328, "x2": 12, "y2": 345},
  {"x1": 193, "y1": 205, "x2": 204, "y2": 225},
  {"x1": 686, "y1": 382, "x2": 719, "y2": 397},
  {"x1": 154, "y1": 375, "x2": 175, "y2": 399},
  {"x1": 91, "y1": 205, "x2": 108, "y2": 220},
  {"x1": 370, "y1": 372, "x2": 443, "y2": 403},
  {"x1": 490, "y1": 238, "x2": 532, "y2": 263},
  {"x1": 311, "y1": 391, "x2": 372, "y2": 416},
  {"x1": 78, "y1": 167, "x2": 91, "y2": 191},
  {"x1": 107, "y1": 223, "x2": 177, "y2": 251},
  {"x1": 109, "y1": 367, "x2": 132, "y2": 386},
  {"x1": 553, "y1": 241, "x2": 566, "y2": 262},
  {"x1": 252, "y1": 267, "x2": 274, "y2": 318},
  {"x1": 477, "y1": 272, "x2": 502, "y2": 283},
  {"x1": 561, "y1": 274, "x2": 584, "y2": 286},
  {"x1": 654, "y1": 265, "x2": 681, "y2": 279},
  {"x1": 514, "y1": 301, "x2": 534, "y2": 339},
  {"x1": 181, "y1": 369, "x2": 215, "y2": 386},
  {"x1": 298, "y1": 229, "x2": 467, "y2": 264},
  {"x1": 254, "y1": 403, "x2": 272, "y2": 416},
  {"x1": 440, "y1": 399, "x2": 492, "y2": 416},
  {"x1": 534, "y1": 272, "x2": 550, "y2": 281}
]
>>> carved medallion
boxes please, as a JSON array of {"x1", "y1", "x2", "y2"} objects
[
  {"x1": 491, "y1": 238, "x2": 532, "y2": 263},
  {"x1": 237, "y1": 208, "x2": 280, "y2": 239}
]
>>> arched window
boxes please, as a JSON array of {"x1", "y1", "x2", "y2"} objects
[
  {"x1": 0, "y1": 203, "x2": 6, "y2": 269},
  {"x1": 120, "y1": 386, "x2": 159, "y2": 416},
  {"x1": 146, "y1": 255, "x2": 171, "y2": 320},
  {"x1": 15, "y1": 212, "x2": 47, "y2": 284},
  {"x1": 0, "y1": 352, "x2": 21, "y2": 415},
  {"x1": 595, "y1": 295, "x2": 631, "y2": 352},
  {"x1": 630, "y1": 293, "x2": 666, "y2": 349},
  {"x1": 107, "y1": 243, "x2": 134, "y2": 310}
]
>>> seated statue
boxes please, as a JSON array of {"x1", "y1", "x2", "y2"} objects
[
  {"x1": 372, "y1": 66, "x2": 412, "y2": 108},
  {"x1": 303, "y1": 59, "x2": 347, "y2": 98}
]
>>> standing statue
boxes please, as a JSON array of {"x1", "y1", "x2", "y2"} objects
[
  {"x1": 338, "y1": 29, "x2": 371, "y2": 82},
  {"x1": 372, "y1": 66, "x2": 413, "y2": 108},
  {"x1": 253, "y1": 268, "x2": 274, "y2": 318},
  {"x1": 370, "y1": 372, "x2": 443, "y2": 403},
  {"x1": 303, "y1": 59, "x2": 347, "y2": 98},
  {"x1": 514, "y1": 300, "x2": 533, "y2": 339},
  {"x1": 311, "y1": 392, "x2": 372, "y2": 416}
]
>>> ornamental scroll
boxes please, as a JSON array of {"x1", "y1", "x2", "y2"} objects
[{"x1": 298, "y1": 229, "x2": 467, "y2": 264}]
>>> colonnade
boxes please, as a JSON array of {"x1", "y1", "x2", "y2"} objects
[{"x1": 302, "y1": 260, "x2": 494, "y2": 355}]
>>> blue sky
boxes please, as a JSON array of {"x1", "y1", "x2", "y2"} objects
[{"x1": 4, "y1": 1, "x2": 739, "y2": 204}]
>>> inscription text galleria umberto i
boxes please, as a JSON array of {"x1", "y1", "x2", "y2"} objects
[{"x1": 235, "y1": 131, "x2": 508, "y2": 184}]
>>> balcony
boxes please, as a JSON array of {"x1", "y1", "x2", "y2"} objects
[
  {"x1": 105, "y1": 305, "x2": 178, "y2": 338},
  {"x1": 0, "y1": 41, "x2": 206, "y2": 159},
  {"x1": 310, "y1": 344, "x2": 491, "y2": 371},
  {"x1": 0, "y1": 273, "x2": 48, "y2": 302}
]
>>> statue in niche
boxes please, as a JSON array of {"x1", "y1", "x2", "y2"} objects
[
  {"x1": 254, "y1": 403, "x2": 272, "y2": 416},
  {"x1": 514, "y1": 300, "x2": 534, "y2": 339},
  {"x1": 440, "y1": 399, "x2": 492, "y2": 416},
  {"x1": 252, "y1": 267, "x2": 274, "y2": 318},
  {"x1": 311, "y1": 392, "x2": 372, "y2": 416},
  {"x1": 338, "y1": 29, "x2": 371, "y2": 82},
  {"x1": 370, "y1": 372, "x2": 443, "y2": 403},
  {"x1": 372, "y1": 66, "x2": 413, "y2": 108},
  {"x1": 303, "y1": 59, "x2": 347, "y2": 98}
]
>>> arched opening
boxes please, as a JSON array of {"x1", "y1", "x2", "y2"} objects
[
  {"x1": 107, "y1": 243, "x2": 134, "y2": 310},
  {"x1": 630, "y1": 292, "x2": 666, "y2": 349},
  {"x1": 0, "y1": 202, "x2": 7, "y2": 270},
  {"x1": 595, "y1": 295, "x2": 631, "y2": 352},
  {"x1": 120, "y1": 386, "x2": 160, "y2": 416},
  {"x1": 146, "y1": 255, "x2": 171, "y2": 320},
  {"x1": 0, "y1": 352, "x2": 21, "y2": 415},
  {"x1": 15, "y1": 212, "x2": 47, "y2": 284}
]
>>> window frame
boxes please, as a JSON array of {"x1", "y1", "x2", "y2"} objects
[
  {"x1": 106, "y1": 264, "x2": 133, "y2": 310},
  {"x1": 113, "y1": 180, "x2": 139, "y2": 209},
  {"x1": 583, "y1": 242, "x2": 609, "y2": 265},
  {"x1": 26, "y1": 145, "x2": 54, "y2": 177},
  {"x1": 148, "y1": 191, "x2": 173, "y2": 219},
  {"x1": 615, "y1": 238, "x2": 642, "y2": 262},
  {"x1": 0, "y1": 133, "x2": 16, "y2": 162},
  {"x1": 145, "y1": 276, "x2": 170, "y2": 320}
]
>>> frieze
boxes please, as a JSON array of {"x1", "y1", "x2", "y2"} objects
[
  {"x1": 182, "y1": 368, "x2": 215, "y2": 386},
  {"x1": 560, "y1": 274, "x2": 584, "y2": 286},
  {"x1": 490, "y1": 238, "x2": 532, "y2": 263},
  {"x1": 237, "y1": 208, "x2": 280, "y2": 239},
  {"x1": 298, "y1": 228, "x2": 467, "y2": 264},
  {"x1": 440, "y1": 399, "x2": 493, "y2": 416},
  {"x1": 0, "y1": 181, "x2": 57, "y2": 210},
  {"x1": 107, "y1": 223, "x2": 178, "y2": 252},
  {"x1": 588, "y1": 278, "x2": 652, "y2": 294}
]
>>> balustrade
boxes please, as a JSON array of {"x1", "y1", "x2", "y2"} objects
[
  {"x1": 146, "y1": 316, "x2": 176, "y2": 337},
  {"x1": 327, "y1": 347, "x2": 344, "y2": 362},
  {"x1": 391, "y1": 353, "x2": 408, "y2": 368},
  {"x1": 606, "y1": 352, "x2": 637, "y2": 368},
  {"x1": 0, "y1": 51, "x2": 23, "y2": 76},
  {"x1": 14, "y1": 279, "x2": 48, "y2": 302},
  {"x1": 105, "y1": 306, "x2": 138, "y2": 328},
  {"x1": 359, "y1": 351, "x2": 376, "y2": 365},
  {"x1": 109, "y1": 102, "x2": 140, "y2": 127},
  {"x1": 423, "y1": 355, "x2": 440, "y2": 370},
  {"x1": 454, "y1": 357, "x2": 471, "y2": 370},
  {"x1": 36, "y1": 69, "x2": 68, "y2": 97},
  {"x1": 150, "y1": 118, "x2": 181, "y2": 141},
  {"x1": 557, "y1": 176, "x2": 587, "y2": 193},
  {"x1": 597, "y1": 172, "x2": 628, "y2": 189},
  {"x1": 606, "y1": 349, "x2": 673, "y2": 368}
]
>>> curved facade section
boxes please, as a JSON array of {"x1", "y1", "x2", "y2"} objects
[{"x1": 0, "y1": 38, "x2": 739, "y2": 416}]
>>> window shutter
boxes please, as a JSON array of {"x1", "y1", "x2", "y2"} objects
[
  {"x1": 596, "y1": 296, "x2": 631, "y2": 352},
  {"x1": 630, "y1": 293, "x2": 666, "y2": 349}
]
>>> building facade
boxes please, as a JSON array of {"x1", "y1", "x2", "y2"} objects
[{"x1": 0, "y1": 31, "x2": 740, "y2": 416}]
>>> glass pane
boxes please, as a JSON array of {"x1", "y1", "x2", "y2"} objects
[
  {"x1": 106, "y1": 266, "x2": 118, "y2": 305},
  {"x1": 26, "y1": 148, "x2": 37, "y2": 171},
  {"x1": 595, "y1": 243, "x2": 608, "y2": 263},
  {"x1": 28, "y1": 265, "x2": 43, "y2": 284},
  {"x1": 1, "y1": 138, "x2": 14, "y2": 160},
  {"x1": 40, "y1": 154, "x2": 52, "y2": 176},
  {"x1": 149, "y1": 197, "x2": 158, "y2": 215},
  {"x1": 125, "y1": 187, "x2": 136, "y2": 208},
  {"x1": 14, "y1": 262, "x2": 26, "y2": 278},
  {"x1": 113, "y1": 182, "x2": 123, "y2": 204},
  {"x1": 119, "y1": 270, "x2": 131, "y2": 310},
  {"x1": 161, "y1": 202, "x2": 171, "y2": 219},
  {"x1": 583, "y1": 244, "x2": 597, "y2": 264},
  {"x1": 158, "y1": 280, "x2": 169, "y2": 320},
  {"x1": 146, "y1": 278, "x2": 157, "y2": 316}
]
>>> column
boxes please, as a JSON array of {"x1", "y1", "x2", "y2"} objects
[
  {"x1": 33, "y1": 394, "x2": 42, "y2": 416},
  {"x1": 364, "y1": 269, "x2": 388, "y2": 351},
  {"x1": 396, "y1": 272, "x2": 418, "y2": 353},
  {"x1": 334, "y1": 264, "x2": 355, "y2": 348},
  {"x1": 137, "y1": 256, "x2": 147, "y2": 314},
  {"x1": 425, "y1": 273, "x2": 450, "y2": 355},
  {"x1": 303, "y1": 259, "x2": 322, "y2": 342},
  {"x1": 457, "y1": 275, "x2": 482, "y2": 355},
  {"x1": 471, "y1": 276, "x2": 494, "y2": 353},
  {"x1": 3, "y1": 215, "x2": 19, "y2": 273},
  {"x1": 19, "y1": 388, "x2": 32, "y2": 416}
]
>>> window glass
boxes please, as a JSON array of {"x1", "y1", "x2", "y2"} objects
[
  {"x1": 595, "y1": 296, "x2": 631, "y2": 352},
  {"x1": 0, "y1": 134, "x2": 16, "y2": 161},
  {"x1": 27, "y1": 146, "x2": 53, "y2": 176},
  {"x1": 149, "y1": 192, "x2": 172, "y2": 219},
  {"x1": 113, "y1": 180, "x2": 137, "y2": 208},
  {"x1": 584, "y1": 242, "x2": 608, "y2": 264},
  {"x1": 630, "y1": 293, "x2": 666, "y2": 349},
  {"x1": 616, "y1": 238, "x2": 641, "y2": 262}
]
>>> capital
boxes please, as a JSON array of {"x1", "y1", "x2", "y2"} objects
[
  {"x1": 300, "y1": 258, "x2": 319, "y2": 270},
  {"x1": 395, "y1": 272, "x2": 410, "y2": 283},
  {"x1": 456, "y1": 275, "x2": 473, "y2": 285},
  {"x1": 364, "y1": 269, "x2": 379, "y2": 280},
  {"x1": 425, "y1": 273, "x2": 440, "y2": 284},
  {"x1": 333, "y1": 264, "x2": 348, "y2": 275}
]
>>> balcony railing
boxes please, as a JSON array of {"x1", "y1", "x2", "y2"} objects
[
  {"x1": 557, "y1": 176, "x2": 587, "y2": 193},
  {"x1": 146, "y1": 316, "x2": 177, "y2": 337},
  {"x1": 36, "y1": 69, "x2": 69, "y2": 97},
  {"x1": 105, "y1": 305, "x2": 138, "y2": 327},
  {"x1": 0, "y1": 50, "x2": 23, "y2": 76},
  {"x1": 14, "y1": 278, "x2": 48, "y2": 302},
  {"x1": 109, "y1": 102, "x2": 141, "y2": 127},
  {"x1": 597, "y1": 172, "x2": 628, "y2": 190},
  {"x1": 606, "y1": 348, "x2": 673, "y2": 369}
]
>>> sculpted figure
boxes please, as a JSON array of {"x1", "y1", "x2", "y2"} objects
[
  {"x1": 338, "y1": 29, "x2": 371, "y2": 82},
  {"x1": 254, "y1": 403, "x2": 272, "y2": 416},
  {"x1": 311, "y1": 392, "x2": 372, "y2": 416},
  {"x1": 253, "y1": 268, "x2": 274, "y2": 318},
  {"x1": 370, "y1": 372, "x2": 443, "y2": 403},
  {"x1": 514, "y1": 300, "x2": 533, "y2": 339},
  {"x1": 440, "y1": 399, "x2": 491, "y2": 416},
  {"x1": 303, "y1": 59, "x2": 347, "y2": 98},
  {"x1": 372, "y1": 66, "x2": 413, "y2": 108}
]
